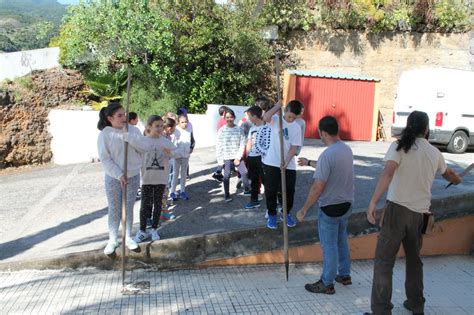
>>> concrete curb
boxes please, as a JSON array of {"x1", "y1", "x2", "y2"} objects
[{"x1": 1, "y1": 192, "x2": 473, "y2": 271}]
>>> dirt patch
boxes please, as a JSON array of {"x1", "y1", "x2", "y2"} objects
[{"x1": 0, "y1": 68, "x2": 87, "y2": 168}]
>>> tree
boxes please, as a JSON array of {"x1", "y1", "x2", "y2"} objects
[
  {"x1": 52, "y1": 0, "x2": 273, "y2": 113},
  {"x1": 51, "y1": 0, "x2": 174, "y2": 91}
]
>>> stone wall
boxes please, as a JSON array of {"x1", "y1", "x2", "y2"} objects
[{"x1": 287, "y1": 30, "x2": 474, "y2": 136}]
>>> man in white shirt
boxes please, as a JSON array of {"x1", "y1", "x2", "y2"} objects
[{"x1": 364, "y1": 111, "x2": 462, "y2": 315}]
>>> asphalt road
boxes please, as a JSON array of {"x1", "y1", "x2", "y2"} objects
[{"x1": 0, "y1": 139, "x2": 473, "y2": 264}]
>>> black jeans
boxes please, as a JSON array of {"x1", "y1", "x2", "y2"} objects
[
  {"x1": 263, "y1": 164, "x2": 296, "y2": 216},
  {"x1": 371, "y1": 201, "x2": 425, "y2": 314},
  {"x1": 140, "y1": 184, "x2": 165, "y2": 231},
  {"x1": 247, "y1": 155, "x2": 264, "y2": 202}
]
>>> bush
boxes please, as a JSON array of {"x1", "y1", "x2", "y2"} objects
[
  {"x1": 126, "y1": 88, "x2": 178, "y2": 122},
  {"x1": 433, "y1": 0, "x2": 469, "y2": 32}
]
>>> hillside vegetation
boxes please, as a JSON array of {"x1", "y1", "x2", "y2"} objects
[{"x1": 0, "y1": 0, "x2": 67, "y2": 52}]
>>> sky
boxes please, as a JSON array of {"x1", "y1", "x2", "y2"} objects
[{"x1": 57, "y1": 0, "x2": 79, "y2": 4}]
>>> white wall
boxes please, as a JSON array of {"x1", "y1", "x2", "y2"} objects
[
  {"x1": 48, "y1": 104, "x2": 248, "y2": 165},
  {"x1": 49, "y1": 109, "x2": 101, "y2": 165},
  {"x1": 0, "y1": 47, "x2": 60, "y2": 81}
]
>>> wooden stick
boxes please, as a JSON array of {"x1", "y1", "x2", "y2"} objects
[
  {"x1": 121, "y1": 66, "x2": 132, "y2": 286},
  {"x1": 275, "y1": 52, "x2": 289, "y2": 281}
]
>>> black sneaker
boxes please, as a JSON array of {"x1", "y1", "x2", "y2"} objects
[
  {"x1": 403, "y1": 300, "x2": 424, "y2": 315},
  {"x1": 304, "y1": 280, "x2": 335, "y2": 295},
  {"x1": 335, "y1": 275, "x2": 352, "y2": 285},
  {"x1": 212, "y1": 173, "x2": 223, "y2": 182}
]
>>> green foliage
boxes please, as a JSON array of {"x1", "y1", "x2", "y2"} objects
[
  {"x1": 0, "y1": 0, "x2": 66, "y2": 52},
  {"x1": 156, "y1": 0, "x2": 272, "y2": 112},
  {"x1": 128, "y1": 88, "x2": 179, "y2": 122},
  {"x1": 433, "y1": 0, "x2": 469, "y2": 32},
  {"x1": 15, "y1": 75, "x2": 35, "y2": 91},
  {"x1": 83, "y1": 69, "x2": 127, "y2": 110},
  {"x1": 302, "y1": 0, "x2": 470, "y2": 33},
  {"x1": 52, "y1": 0, "x2": 174, "y2": 89},
  {"x1": 260, "y1": 0, "x2": 316, "y2": 32}
]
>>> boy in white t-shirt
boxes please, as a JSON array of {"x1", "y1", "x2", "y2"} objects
[{"x1": 262, "y1": 100, "x2": 303, "y2": 229}]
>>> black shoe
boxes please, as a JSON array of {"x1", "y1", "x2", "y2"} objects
[
  {"x1": 362, "y1": 313, "x2": 373, "y2": 315},
  {"x1": 212, "y1": 173, "x2": 223, "y2": 182},
  {"x1": 304, "y1": 280, "x2": 335, "y2": 295},
  {"x1": 403, "y1": 300, "x2": 424, "y2": 315},
  {"x1": 335, "y1": 275, "x2": 352, "y2": 285},
  {"x1": 236, "y1": 180, "x2": 242, "y2": 189}
]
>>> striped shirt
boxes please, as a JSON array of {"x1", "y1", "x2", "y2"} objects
[{"x1": 216, "y1": 125, "x2": 246, "y2": 165}]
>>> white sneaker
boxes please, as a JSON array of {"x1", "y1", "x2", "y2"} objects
[
  {"x1": 126, "y1": 237, "x2": 139, "y2": 250},
  {"x1": 133, "y1": 230, "x2": 150, "y2": 243},
  {"x1": 264, "y1": 209, "x2": 269, "y2": 219},
  {"x1": 104, "y1": 240, "x2": 119, "y2": 255},
  {"x1": 151, "y1": 229, "x2": 160, "y2": 241}
]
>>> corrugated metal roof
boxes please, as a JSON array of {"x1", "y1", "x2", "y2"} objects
[{"x1": 288, "y1": 70, "x2": 381, "y2": 82}]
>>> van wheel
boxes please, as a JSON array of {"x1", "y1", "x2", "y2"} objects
[{"x1": 447, "y1": 131, "x2": 469, "y2": 154}]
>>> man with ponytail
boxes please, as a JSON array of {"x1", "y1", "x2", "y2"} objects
[{"x1": 364, "y1": 111, "x2": 462, "y2": 315}]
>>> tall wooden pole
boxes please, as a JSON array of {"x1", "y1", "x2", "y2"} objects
[
  {"x1": 275, "y1": 52, "x2": 289, "y2": 281},
  {"x1": 121, "y1": 66, "x2": 132, "y2": 286}
]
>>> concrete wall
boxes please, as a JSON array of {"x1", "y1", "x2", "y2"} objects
[
  {"x1": 48, "y1": 104, "x2": 248, "y2": 165},
  {"x1": 287, "y1": 30, "x2": 474, "y2": 136},
  {"x1": 0, "y1": 47, "x2": 60, "y2": 81}
]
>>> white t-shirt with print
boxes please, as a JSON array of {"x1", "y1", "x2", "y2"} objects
[
  {"x1": 385, "y1": 138, "x2": 447, "y2": 213},
  {"x1": 247, "y1": 124, "x2": 265, "y2": 157},
  {"x1": 262, "y1": 115, "x2": 302, "y2": 170}
]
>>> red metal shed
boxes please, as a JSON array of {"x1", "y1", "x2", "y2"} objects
[{"x1": 284, "y1": 70, "x2": 380, "y2": 141}]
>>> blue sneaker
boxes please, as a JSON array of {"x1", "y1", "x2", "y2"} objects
[
  {"x1": 267, "y1": 214, "x2": 277, "y2": 229},
  {"x1": 245, "y1": 201, "x2": 260, "y2": 209},
  {"x1": 169, "y1": 192, "x2": 178, "y2": 201},
  {"x1": 280, "y1": 214, "x2": 296, "y2": 227},
  {"x1": 180, "y1": 191, "x2": 189, "y2": 200}
]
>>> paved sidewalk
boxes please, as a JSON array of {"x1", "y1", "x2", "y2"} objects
[{"x1": 1, "y1": 255, "x2": 473, "y2": 314}]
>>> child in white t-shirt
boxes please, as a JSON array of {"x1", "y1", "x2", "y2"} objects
[{"x1": 262, "y1": 100, "x2": 303, "y2": 230}]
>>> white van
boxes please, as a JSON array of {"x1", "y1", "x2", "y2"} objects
[{"x1": 391, "y1": 68, "x2": 474, "y2": 153}]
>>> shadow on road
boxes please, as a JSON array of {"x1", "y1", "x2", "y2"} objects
[{"x1": 0, "y1": 207, "x2": 108, "y2": 261}]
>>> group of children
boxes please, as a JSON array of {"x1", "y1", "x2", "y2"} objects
[
  {"x1": 97, "y1": 104, "x2": 194, "y2": 256},
  {"x1": 97, "y1": 96, "x2": 306, "y2": 256},
  {"x1": 214, "y1": 97, "x2": 306, "y2": 230}
]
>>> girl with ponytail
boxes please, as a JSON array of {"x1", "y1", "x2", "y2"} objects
[{"x1": 97, "y1": 101, "x2": 143, "y2": 256}]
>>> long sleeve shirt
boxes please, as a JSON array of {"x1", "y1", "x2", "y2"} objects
[
  {"x1": 216, "y1": 125, "x2": 245, "y2": 165},
  {"x1": 125, "y1": 133, "x2": 176, "y2": 185},
  {"x1": 97, "y1": 125, "x2": 142, "y2": 179},
  {"x1": 173, "y1": 127, "x2": 192, "y2": 159}
]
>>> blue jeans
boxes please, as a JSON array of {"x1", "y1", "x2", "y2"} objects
[{"x1": 318, "y1": 207, "x2": 352, "y2": 286}]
